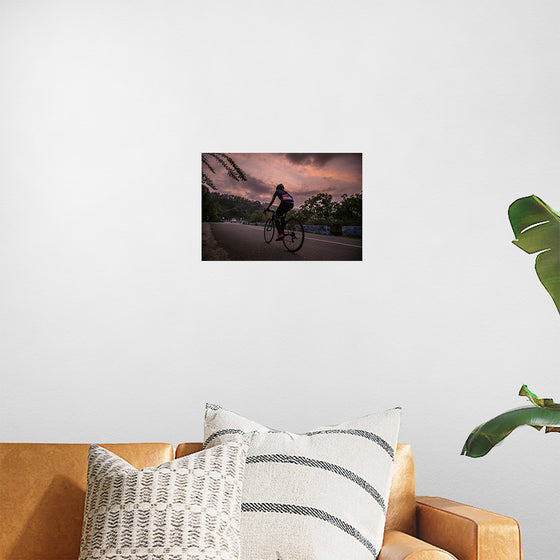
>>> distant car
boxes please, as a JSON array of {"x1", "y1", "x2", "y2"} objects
[{"x1": 231, "y1": 218, "x2": 237, "y2": 222}]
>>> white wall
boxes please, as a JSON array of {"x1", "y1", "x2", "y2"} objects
[{"x1": 1, "y1": 1, "x2": 559, "y2": 558}]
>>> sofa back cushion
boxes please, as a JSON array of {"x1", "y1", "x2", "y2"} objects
[
  {"x1": 175, "y1": 441, "x2": 417, "y2": 537},
  {"x1": 385, "y1": 443, "x2": 416, "y2": 535},
  {"x1": 0, "y1": 443, "x2": 173, "y2": 560}
]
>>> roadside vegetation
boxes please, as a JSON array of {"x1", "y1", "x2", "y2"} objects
[{"x1": 202, "y1": 188, "x2": 362, "y2": 235}]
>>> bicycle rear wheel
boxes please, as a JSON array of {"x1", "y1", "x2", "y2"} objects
[
  {"x1": 264, "y1": 218, "x2": 275, "y2": 243},
  {"x1": 282, "y1": 217, "x2": 305, "y2": 252}
]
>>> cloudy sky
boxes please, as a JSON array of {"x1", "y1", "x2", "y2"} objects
[{"x1": 203, "y1": 153, "x2": 362, "y2": 206}]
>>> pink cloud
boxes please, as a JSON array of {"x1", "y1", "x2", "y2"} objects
[{"x1": 203, "y1": 153, "x2": 362, "y2": 206}]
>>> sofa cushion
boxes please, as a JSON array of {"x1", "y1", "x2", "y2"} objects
[
  {"x1": 0, "y1": 443, "x2": 173, "y2": 560},
  {"x1": 79, "y1": 441, "x2": 248, "y2": 560},
  {"x1": 204, "y1": 404, "x2": 401, "y2": 560},
  {"x1": 385, "y1": 443, "x2": 416, "y2": 536}
]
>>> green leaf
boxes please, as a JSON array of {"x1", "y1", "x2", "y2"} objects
[
  {"x1": 461, "y1": 406, "x2": 560, "y2": 458},
  {"x1": 519, "y1": 384, "x2": 560, "y2": 410},
  {"x1": 508, "y1": 195, "x2": 560, "y2": 314}
]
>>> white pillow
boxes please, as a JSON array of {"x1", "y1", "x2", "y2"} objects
[
  {"x1": 79, "y1": 440, "x2": 249, "y2": 560},
  {"x1": 204, "y1": 404, "x2": 401, "y2": 560}
]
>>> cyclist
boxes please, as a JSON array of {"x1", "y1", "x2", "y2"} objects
[{"x1": 265, "y1": 184, "x2": 294, "y2": 240}]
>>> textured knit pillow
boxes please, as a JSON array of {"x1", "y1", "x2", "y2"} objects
[
  {"x1": 79, "y1": 440, "x2": 249, "y2": 560},
  {"x1": 204, "y1": 405, "x2": 401, "y2": 560}
]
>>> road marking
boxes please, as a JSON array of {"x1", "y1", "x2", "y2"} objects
[
  {"x1": 235, "y1": 223, "x2": 361, "y2": 249},
  {"x1": 305, "y1": 236, "x2": 362, "y2": 248}
]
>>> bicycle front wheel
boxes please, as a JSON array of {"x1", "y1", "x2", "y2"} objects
[
  {"x1": 282, "y1": 217, "x2": 305, "y2": 252},
  {"x1": 264, "y1": 218, "x2": 275, "y2": 243}
]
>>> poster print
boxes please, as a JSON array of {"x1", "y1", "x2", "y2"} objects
[{"x1": 202, "y1": 153, "x2": 362, "y2": 261}]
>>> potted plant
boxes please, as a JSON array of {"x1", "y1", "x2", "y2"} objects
[{"x1": 462, "y1": 195, "x2": 560, "y2": 458}]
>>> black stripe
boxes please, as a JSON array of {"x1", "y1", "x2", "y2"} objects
[
  {"x1": 247, "y1": 454, "x2": 385, "y2": 512},
  {"x1": 304, "y1": 429, "x2": 394, "y2": 459},
  {"x1": 241, "y1": 502, "x2": 377, "y2": 557},
  {"x1": 203, "y1": 429, "x2": 245, "y2": 448},
  {"x1": 204, "y1": 428, "x2": 394, "y2": 459}
]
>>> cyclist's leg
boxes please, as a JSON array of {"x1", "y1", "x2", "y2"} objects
[
  {"x1": 276, "y1": 201, "x2": 293, "y2": 234},
  {"x1": 278, "y1": 212, "x2": 286, "y2": 234},
  {"x1": 280, "y1": 202, "x2": 293, "y2": 233},
  {"x1": 274, "y1": 212, "x2": 282, "y2": 233},
  {"x1": 275, "y1": 202, "x2": 288, "y2": 234}
]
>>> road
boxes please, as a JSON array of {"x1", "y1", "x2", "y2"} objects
[{"x1": 202, "y1": 222, "x2": 362, "y2": 261}]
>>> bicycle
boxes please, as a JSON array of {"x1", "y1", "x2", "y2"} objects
[{"x1": 264, "y1": 209, "x2": 305, "y2": 252}]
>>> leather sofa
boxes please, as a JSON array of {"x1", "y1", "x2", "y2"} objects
[{"x1": 0, "y1": 442, "x2": 522, "y2": 560}]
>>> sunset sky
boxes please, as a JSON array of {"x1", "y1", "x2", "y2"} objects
[{"x1": 203, "y1": 153, "x2": 362, "y2": 206}]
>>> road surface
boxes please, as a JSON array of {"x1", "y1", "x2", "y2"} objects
[{"x1": 202, "y1": 222, "x2": 362, "y2": 261}]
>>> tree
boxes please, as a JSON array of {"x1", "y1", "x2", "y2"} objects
[
  {"x1": 202, "y1": 153, "x2": 247, "y2": 190},
  {"x1": 202, "y1": 189, "x2": 266, "y2": 222},
  {"x1": 333, "y1": 193, "x2": 362, "y2": 225},
  {"x1": 202, "y1": 185, "x2": 221, "y2": 221},
  {"x1": 297, "y1": 193, "x2": 335, "y2": 223}
]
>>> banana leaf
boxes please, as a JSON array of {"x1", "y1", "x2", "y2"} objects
[
  {"x1": 508, "y1": 195, "x2": 560, "y2": 314},
  {"x1": 519, "y1": 383, "x2": 560, "y2": 409},
  {"x1": 461, "y1": 407, "x2": 560, "y2": 457},
  {"x1": 461, "y1": 386, "x2": 560, "y2": 458}
]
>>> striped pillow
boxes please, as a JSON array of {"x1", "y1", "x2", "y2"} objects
[{"x1": 204, "y1": 405, "x2": 401, "y2": 560}]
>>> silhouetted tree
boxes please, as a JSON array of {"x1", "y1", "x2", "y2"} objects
[
  {"x1": 297, "y1": 192, "x2": 335, "y2": 222},
  {"x1": 334, "y1": 193, "x2": 362, "y2": 225},
  {"x1": 202, "y1": 153, "x2": 247, "y2": 190},
  {"x1": 202, "y1": 190, "x2": 266, "y2": 222},
  {"x1": 291, "y1": 192, "x2": 362, "y2": 234}
]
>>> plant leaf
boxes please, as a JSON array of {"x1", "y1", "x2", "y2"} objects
[
  {"x1": 519, "y1": 384, "x2": 560, "y2": 409},
  {"x1": 461, "y1": 406, "x2": 560, "y2": 458},
  {"x1": 508, "y1": 195, "x2": 560, "y2": 314}
]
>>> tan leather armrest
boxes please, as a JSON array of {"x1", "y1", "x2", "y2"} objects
[
  {"x1": 379, "y1": 530, "x2": 457, "y2": 559},
  {"x1": 416, "y1": 496, "x2": 522, "y2": 560}
]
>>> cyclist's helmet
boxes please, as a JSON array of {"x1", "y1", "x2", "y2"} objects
[{"x1": 276, "y1": 184, "x2": 284, "y2": 190}]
